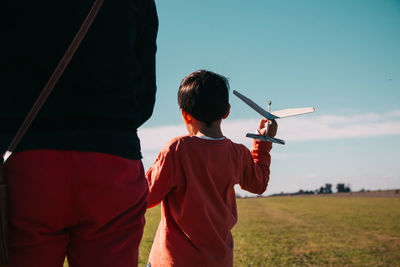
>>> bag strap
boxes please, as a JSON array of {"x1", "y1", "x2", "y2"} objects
[{"x1": 2, "y1": 0, "x2": 104, "y2": 163}]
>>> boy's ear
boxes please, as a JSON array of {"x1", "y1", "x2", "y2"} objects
[
  {"x1": 222, "y1": 104, "x2": 231, "y2": 119},
  {"x1": 181, "y1": 109, "x2": 193, "y2": 124}
]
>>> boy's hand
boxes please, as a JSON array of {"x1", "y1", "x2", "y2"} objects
[{"x1": 257, "y1": 119, "x2": 278, "y2": 138}]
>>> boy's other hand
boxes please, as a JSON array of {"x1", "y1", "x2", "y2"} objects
[{"x1": 257, "y1": 119, "x2": 278, "y2": 138}]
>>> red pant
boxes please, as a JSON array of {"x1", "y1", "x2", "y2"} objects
[{"x1": 3, "y1": 150, "x2": 148, "y2": 267}]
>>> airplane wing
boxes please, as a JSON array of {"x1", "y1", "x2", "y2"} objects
[
  {"x1": 233, "y1": 90, "x2": 279, "y2": 120},
  {"x1": 271, "y1": 107, "x2": 315, "y2": 118},
  {"x1": 246, "y1": 133, "x2": 285, "y2": 145}
]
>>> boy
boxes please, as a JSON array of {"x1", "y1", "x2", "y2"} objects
[{"x1": 146, "y1": 70, "x2": 277, "y2": 266}]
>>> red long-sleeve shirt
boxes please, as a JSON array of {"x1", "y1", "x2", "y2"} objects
[{"x1": 146, "y1": 135, "x2": 271, "y2": 266}]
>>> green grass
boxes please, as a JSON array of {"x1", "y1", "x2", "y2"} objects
[
  {"x1": 234, "y1": 197, "x2": 400, "y2": 266},
  {"x1": 139, "y1": 205, "x2": 161, "y2": 265},
  {"x1": 65, "y1": 196, "x2": 400, "y2": 266}
]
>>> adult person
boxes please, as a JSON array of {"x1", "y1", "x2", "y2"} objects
[{"x1": 0, "y1": 0, "x2": 158, "y2": 266}]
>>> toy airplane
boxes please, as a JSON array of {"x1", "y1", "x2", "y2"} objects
[{"x1": 233, "y1": 90, "x2": 315, "y2": 145}]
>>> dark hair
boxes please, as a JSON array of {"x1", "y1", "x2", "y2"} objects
[{"x1": 178, "y1": 70, "x2": 230, "y2": 127}]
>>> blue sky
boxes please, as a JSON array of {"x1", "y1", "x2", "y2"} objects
[{"x1": 139, "y1": 0, "x2": 400, "y2": 196}]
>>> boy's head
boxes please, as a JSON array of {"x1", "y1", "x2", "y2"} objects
[{"x1": 178, "y1": 70, "x2": 230, "y2": 127}]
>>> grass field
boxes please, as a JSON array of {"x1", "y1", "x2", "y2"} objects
[{"x1": 65, "y1": 195, "x2": 400, "y2": 266}]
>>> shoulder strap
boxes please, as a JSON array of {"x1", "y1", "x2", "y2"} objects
[{"x1": 2, "y1": 0, "x2": 104, "y2": 163}]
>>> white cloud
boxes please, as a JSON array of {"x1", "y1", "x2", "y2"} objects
[
  {"x1": 140, "y1": 109, "x2": 400, "y2": 143},
  {"x1": 138, "y1": 110, "x2": 400, "y2": 166},
  {"x1": 386, "y1": 110, "x2": 400, "y2": 118},
  {"x1": 276, "y1": 111, "x2": 400, "y2": 141},
  {"x1": 138, "y1": 125, "x2": 187, "y2": 151}
]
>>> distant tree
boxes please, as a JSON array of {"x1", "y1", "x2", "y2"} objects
[
  {"x1": 344, "y1": 184, "x2": 351, "y2": 192},
  {"x1": 317, "y1": 184, "x2": 333, "y2": 194},
  {"x1": 295, "y1": 189, "x2": 314, "y2": 195},
  {"x1": 337, "y1": 183, "x2": 351, "y2": 193},
  {"x1": 337, "y1": 183, "x2": 345, "y2": 192},
  {"x1": 325, "y1": 184, "x2": 332, "y2": 194}
]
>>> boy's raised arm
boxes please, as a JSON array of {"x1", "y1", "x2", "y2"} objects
[
  {"x1": 239, "y1": 119, "x2": 276, "y2": 194},
  {"x1": 239, "y1": 140, "x2": 272, "y2": 195}
]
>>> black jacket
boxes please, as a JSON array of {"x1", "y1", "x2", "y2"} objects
[{"x1": 0, "y1": 0, "x2": 158, "y2": 159}]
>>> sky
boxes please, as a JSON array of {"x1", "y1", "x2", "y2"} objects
[{"x1": 138, "y1": 0, "x2": 400, "y2": 196}]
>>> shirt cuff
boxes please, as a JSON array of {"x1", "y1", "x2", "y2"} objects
[{"x1": 253, "y1": 139, "x2": 272, "y2": 153}]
